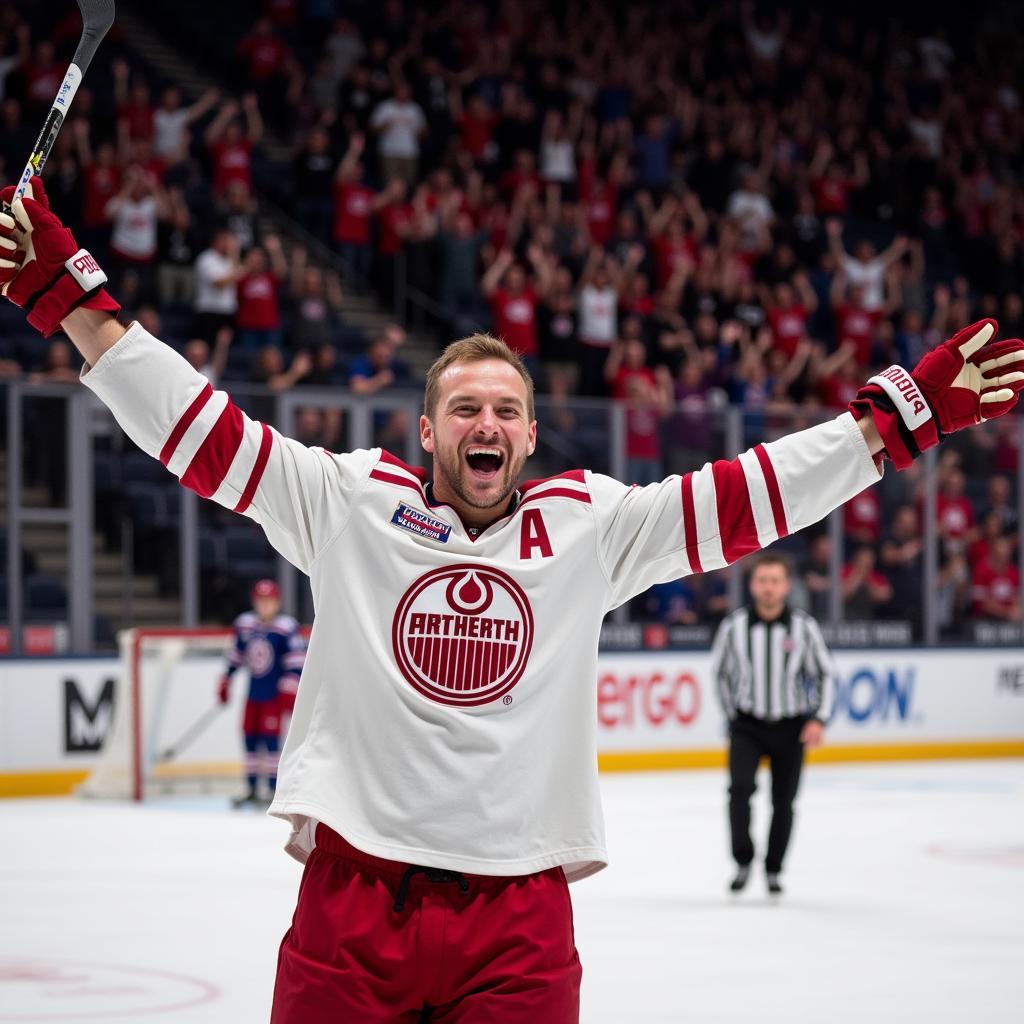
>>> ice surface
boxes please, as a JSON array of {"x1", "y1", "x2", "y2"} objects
[{"x1": 2, "y1": 760, "x2": 1022, "y2": 1022}]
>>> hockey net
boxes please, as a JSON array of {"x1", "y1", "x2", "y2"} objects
[{"x1": 79, "y1": 628, "x2": 245, "y2": 800}]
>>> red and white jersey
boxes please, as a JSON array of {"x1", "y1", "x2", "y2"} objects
[{"x1": 82, "y1": 324, "x2": 881, "y2": 880}]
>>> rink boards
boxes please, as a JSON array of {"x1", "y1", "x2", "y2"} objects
[{"x1": 1, "y1": 648, "x2": 1023, "y2": 795}]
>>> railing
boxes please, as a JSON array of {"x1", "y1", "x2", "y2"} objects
[{"x1": 2, "y1": 376, "x2": 1023, "y2": 653}]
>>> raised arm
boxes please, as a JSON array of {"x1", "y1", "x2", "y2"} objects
[
  {"x1": 481, "y1": 247, "x2": 514, "y2": 297},
  {"x1": 0, "y1": 177, "x2": 376, "y2": 575}
]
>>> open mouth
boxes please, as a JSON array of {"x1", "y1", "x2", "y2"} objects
[{"x1": 465, "y1": 446, "x2": 505, "y2": 481}]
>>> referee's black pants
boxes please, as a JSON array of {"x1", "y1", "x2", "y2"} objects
[{"x1": 728, "y1": 712, "x2": 807, "y2": 874}]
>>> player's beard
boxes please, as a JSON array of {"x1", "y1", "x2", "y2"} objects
[{"x1": 434, "y1": 437, "x2": 528, "y2": 513}]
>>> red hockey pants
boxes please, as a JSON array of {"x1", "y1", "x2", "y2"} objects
[{"x1": 271, "y1": 824, "x2": 582, "y2": 1023}]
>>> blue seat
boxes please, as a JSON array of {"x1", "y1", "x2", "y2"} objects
[
  {"x1": 25, "y1": 573, "x2": 68, "y2": 615},
  {"x1": 123, "y1": 451, "x2": 170, "y2": 485},
  {"x1": 224, "y1": 525, "x2": 273, "y2": 562}
]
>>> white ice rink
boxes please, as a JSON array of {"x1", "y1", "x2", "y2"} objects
[{"x1": 2, "y1": 760, "x2": 1022, "y2": 1023}]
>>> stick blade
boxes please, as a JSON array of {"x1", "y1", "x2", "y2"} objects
[{"x1": 73, "y1": 0, "x2": 115, "y2": 72}]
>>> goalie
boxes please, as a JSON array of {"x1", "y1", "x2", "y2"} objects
[{"x1": 218, "y1": 578, "x2": 305, "y2": 807}]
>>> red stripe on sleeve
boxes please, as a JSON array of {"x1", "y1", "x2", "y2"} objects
[
  {"x1": 179, "y1": 401, "x2": 245, "y2": 498},
  {"x1": 159, "y1": 382, "x2": 213, "y2": 466},
  {"x1": 754, "y1": 444, "x2": 789, "y2": 537},
  {"x1": 681, "y1": 473, "x2": 702, "y2": 574},
  {"x1": 712, "y1": 459, "x2": 760, "y2": 564},
  {"x1": 234, "y1": 423, "x2": 273, "y2": 513}
]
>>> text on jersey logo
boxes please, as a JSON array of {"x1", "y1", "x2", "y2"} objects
[
  {"x1": 390, "y1": 502, "x2": 452, "y2": 543},
  {"x1": 392, "y1": 564, "x2": 534, "y2": 707}
]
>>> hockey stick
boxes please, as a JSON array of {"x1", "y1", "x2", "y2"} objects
[
  {"x1": 157, "y1": 703, "x2": 225, "y2": 763},
  {"x1": 9, "y1": 0, "x2": 116, "y2": 205}
]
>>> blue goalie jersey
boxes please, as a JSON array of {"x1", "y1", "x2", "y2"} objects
[{"x1": 225, "y1": 612, "x2": 305, "y2": 704}]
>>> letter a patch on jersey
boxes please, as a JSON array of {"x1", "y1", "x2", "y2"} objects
[
  {"x1": 519, "y1": 508, "x2": 554, "y2": 559},
  {"x1": 390, "y1": 502, "x2": 452, "y2": 543}
]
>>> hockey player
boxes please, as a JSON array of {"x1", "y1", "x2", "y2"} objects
[
  {"x1": 2, "y1": 176, "x2": 1023, "y2": 1022},
  {"x1": 218, "y1": 578, "x2": 304, "y2": 807}
]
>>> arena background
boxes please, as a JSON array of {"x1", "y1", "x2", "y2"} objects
[{"x1": 2, "y1": 0, "x2": 1023, "y2": 757}]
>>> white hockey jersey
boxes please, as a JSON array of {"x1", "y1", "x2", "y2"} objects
[{"x1": 83, "y1": 324, "x2": 881, "y2": 880}]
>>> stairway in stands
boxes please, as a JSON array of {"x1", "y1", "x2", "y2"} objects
[{"x1": 0, "y1": 447, "x2": 180, "y2": 649}]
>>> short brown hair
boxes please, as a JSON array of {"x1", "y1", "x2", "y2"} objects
[
  {"x1": 750, "y1": 553, "x2": 791, "y2": 577},
  {"x1": 423, "y1": 333, "x2": 535, "y2": 421}
]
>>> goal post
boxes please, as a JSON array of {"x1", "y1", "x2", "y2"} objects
[{"x1": 79, "y1": 627, "x2": 245, "y2": 800}]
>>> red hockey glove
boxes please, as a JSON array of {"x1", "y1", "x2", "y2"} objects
[
  {"x1": 217, "y1": 676, "x2": 231, "y2": 705},
  {"x1": 0, "y1": 175, "x2": 120, "y2": 337},
  {"x1": 849, "y1": 319, "x2": 1024, "y2": 470}
]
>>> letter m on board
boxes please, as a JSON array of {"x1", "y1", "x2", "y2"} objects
[{"x1": 64, "y1": 678, "x2": 115, "y2": 752}]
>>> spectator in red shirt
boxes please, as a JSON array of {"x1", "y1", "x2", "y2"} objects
[
  {"x1": 236, "y1": 235, "x2": 288, "y2": 351},
  {"x1": 452, "y1": 89, "x2": 499, "y2": 165},
  {"x1": 842, "y1": 545, "x2": 894, "y2": 620},
  {"x1": 808, "y1": 139, "x2": 869, "y2": 217},
  {"x1": 333, "y1": 133, "x2": 374, "y2": 288},
  {"x1": 72, "y1": 119, "x2": 121, "y2": 259},
  {"x1": 761, "y1": 274, "x2": 818, "y2": 358},
  {"x1": 603, "y1": 334, "x2": 673, "y2": 485},
  {"x1": 971, "y1": 536, "x2": 1020, "y2": 621},
  {"x1": 844, "y1": 487, "x2": 882, "y2": 545},
  {"x1": 642, "y1": 191, "x2": 707, "y2": 290},
  {"x1": 829, "y1": 273, "x2": 889, "y2": 367},
  {"x1": 237, "y1": 17, "x2": 292, "y2": 85},
  {"x1": 112, "y1": 59, "x2": 155, "y2": 144},
  {"x1": 937, "y1": 468, "x2": 976, "y2": 556},
  {"x1": 205, "y1": 95, "x2": 263, "y2": 195},
  {"x1": 21, "y1": 41, "x2": 65, "y2": 113},
  {"x1": 481, "y1": 246, "x2": 555, "y2": 371},
  {"x1": 813, "y1": 342, "x2": 859, "y2": 409},
  {"x1": 968, "y1": 510, "x2": 1006, "y2": 570}
]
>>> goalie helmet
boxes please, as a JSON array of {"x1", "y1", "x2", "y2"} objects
[{"x1": 251, "y1": 578, "x2": 281, "y2": 600}]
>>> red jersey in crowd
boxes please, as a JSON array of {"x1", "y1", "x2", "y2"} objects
[
  {"x1": 118, "y1": 101, "x2": 155, "y2": 143},
  {"x1": 333, "y1": 182, "x2": 374, "y2": 245},
  {"x1": 489, "y1": 287, "x2": 539, "y2": 357},
  {"x1": 210, "y1": 139, "x2": 254, "y2": 194},
  {"x1": 82, "y1": 164, "x2": 122, "y2": 228},
  {"x1": 971, "y1": 560, "x2": 1020, "y2": 617},
  {"x1": 817, "y1": 373, "x2": 859, "y2": 410},
  {"x1": 457, "y1": 111, "x2": 499, "y2": 161},
  {"x1": 611, "y1": 367, "x2": 662, "y2": 461},
  {"x1": 651, "y1": 234, "x2": 697, "y2": 289},
  {"x1": 238, "y1": 35, "x2": 290, "y2": 82},
  {"x1": 479, "y1": 202, "x2": 510, "y2": 250},
  {"x1": 584, "y1": 187, "x2": 618, "y2": 247},
  {"x1": 376, "y1": 202, "x2": 413, "y2": 255},
  {"x1": 812, "y1": 175, "x2": 852, "y2": 216},
  {"x1": 844, "y1": 488, "x2": 881, "y2": 542},
  {"x1": 767, "y1": 305, "x2": 809, "y2": 358},
  {"x1": 835, "y1": 304, "x2": 883, "y2": 365},
  {"x1": 936, "y1": 493, "x2": 975, "y2": 541},
  {"x1": 23, "y1": 62, "x2": 67, "y2": 108},
  {"x1": 237, "y1": 272, "x2": 281, "y2": 330}
]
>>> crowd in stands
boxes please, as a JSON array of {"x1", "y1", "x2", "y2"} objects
[{"x1": 1, "y1": 0, "x2": 1023, "y2": 635}]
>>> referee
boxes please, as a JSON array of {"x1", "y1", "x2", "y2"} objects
[{"x1": 711, "y1": 553, "x2": 836, "y2": 896}]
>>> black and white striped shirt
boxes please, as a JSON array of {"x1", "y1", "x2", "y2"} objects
[{"x1": 711, "y1": 605, "x2": 836, "y2": 722}]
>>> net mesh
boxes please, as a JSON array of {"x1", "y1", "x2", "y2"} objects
[{"x1": 78, "y1": 629, "x2": 245, "y2": 800}]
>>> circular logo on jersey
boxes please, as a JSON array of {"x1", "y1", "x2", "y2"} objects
[
  {"x1": 392, "y1": 564, "x2": 534, "y2": 707},
  {"x1": 245, "y1": 637, "x2": 274, "y2": 677}
]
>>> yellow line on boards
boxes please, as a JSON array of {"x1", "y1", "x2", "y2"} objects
[
  {"x1": 3, "y1": 742, "x2": 1024, "y2": 797},
  {"x1": 0, "y1": 770, "x2": 90, "y2": 798},
  {"x1": 598, "y1": 740, "x2": 1024, "y2": 772}
]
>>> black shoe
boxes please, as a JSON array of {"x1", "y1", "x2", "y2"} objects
[
  {"x1": 766, "y1": 872, "x2": 783, "y2": 896},
  {"x1": 231, "y1": 792, "x2": 258, "y2": 809},
  {"x1": 729, "y1": 865, "x2": 751, "y2": 892}
]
